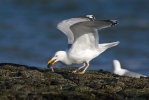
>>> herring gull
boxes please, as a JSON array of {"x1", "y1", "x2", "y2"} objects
[
  {"x1": 113, "y1": 60, "x2": 146, "y2": 78},
  {"x1": 47, "y1": 15, "x2": 119, "y2": 74}
]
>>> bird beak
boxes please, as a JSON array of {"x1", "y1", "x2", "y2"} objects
[{"x1": 47, "y1": 58, "x2": 57, "y2": 67}]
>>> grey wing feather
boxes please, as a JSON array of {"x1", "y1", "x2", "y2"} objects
[
  {"x1": 72, "y1": 20, "x2": 118, "y2": 30},
  {"x1": 57, "y1": 17, "x2": 91, "y2": 44},
  {"x1": 69, "y1": 20, "x2": 118, "y2": 53}
]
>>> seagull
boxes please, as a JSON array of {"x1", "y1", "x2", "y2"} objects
[
  {"x1": 47, "y1": 15, "x2": 119, "y2": 74},
  {"x1": 113, "y1": 60, "x2": 147, "y2": 78}
]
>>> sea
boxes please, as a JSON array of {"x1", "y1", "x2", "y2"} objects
[{"x1": 0, "y1": 0, "x2": 149, "y2": 76}]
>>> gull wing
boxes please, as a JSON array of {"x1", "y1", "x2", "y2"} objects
[
  {"x1": 57, "y1": 15, "x2": 95, "y2": 44},
  {"x1": 69, "y1": 20, "x2": 118, "y2": 53},
  {"x1": 124, "y1": 71, "x2": 146, "y2": 78}
]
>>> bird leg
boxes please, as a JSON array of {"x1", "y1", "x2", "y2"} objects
[
  {"x1": 77, "y1": 63, "x2": 90, "y2": 74},
  {"x1": 72, "y1": 62, "x2": 86, "y2": 73},
  {"x1": 50, "y1": 67, "x2": 54, "y2": 72}
]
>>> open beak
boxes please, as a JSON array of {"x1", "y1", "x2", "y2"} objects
[
  {"x1": 47, "y1": 58, "x2": 57, "y2": 72},
  {"x1": 47, "y1": 58, "x2": 57, "y2": 67}
]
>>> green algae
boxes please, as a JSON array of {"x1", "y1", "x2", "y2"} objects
[{"x1": 0, "y1": 63, "x2": 149, "y2": 100}]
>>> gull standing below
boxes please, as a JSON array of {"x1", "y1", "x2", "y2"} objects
[{"x1": 47, "y1": 15, "x2": 119, "y2": 74}]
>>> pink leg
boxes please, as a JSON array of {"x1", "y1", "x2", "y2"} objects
[
  {"x1": 50, "y1": 67, "x2": 54, "y2": 72},
  {"x1": 77, "y1": 63, "x2": 90, "y2": 74},
  {"x1": 72, "y1": 62, "x2": 86, "y2": 73}
]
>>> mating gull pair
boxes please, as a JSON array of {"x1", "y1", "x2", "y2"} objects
[{"x1": 47, "y1": 15, "x2": 119, "y2": 74}]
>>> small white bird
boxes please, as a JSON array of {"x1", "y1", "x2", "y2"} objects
[
  {"x1": 113, "y1": 60, "x2": 146, "y2": 78},
  {"x1": 47, "y1": 15, "x2": 119, "y2": 74}
]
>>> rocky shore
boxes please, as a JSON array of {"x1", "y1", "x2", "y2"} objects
[{"x1": 0, "y1": 63, "x2": 149, "y2": 100}]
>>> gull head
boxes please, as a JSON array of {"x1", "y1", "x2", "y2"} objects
[
  {"x1": 47, "y1": 51, "x2": 66, "y2": 70},
  {"x1": 113, "y1": 59, "x2": 122, "y2": 73}
]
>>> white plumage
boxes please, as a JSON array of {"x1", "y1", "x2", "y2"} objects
[
  {"x1": 47, "y1": 15, "x2": 119, "y2": 74},
  {"x1": 113, "y1": 60, "x2": 146, "y2": 78}
]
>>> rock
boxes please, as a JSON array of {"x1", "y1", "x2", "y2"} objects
[{"x1": 0, "y1": 63, "x2": 149, "y2": 100}]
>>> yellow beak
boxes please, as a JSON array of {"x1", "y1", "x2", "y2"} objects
[{"x1": 47, "y1": 58, "x2": 57, "y2": 67}]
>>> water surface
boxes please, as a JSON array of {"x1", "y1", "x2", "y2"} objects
[{"x1": 0, "y1": 0, "x2": 149, "y2": 76}]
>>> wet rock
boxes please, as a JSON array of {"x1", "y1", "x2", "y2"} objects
[{"x1": 0, "y1": 63, "x2": 149, "y2": 100}]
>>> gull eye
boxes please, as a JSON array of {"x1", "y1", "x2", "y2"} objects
[{"x1": 55, "y1": 55, "x2": 58, "y2": 57}]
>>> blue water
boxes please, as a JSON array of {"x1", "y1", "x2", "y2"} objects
[{"x1": 0, "y1": 0, "x2": 149, "y2": 76}]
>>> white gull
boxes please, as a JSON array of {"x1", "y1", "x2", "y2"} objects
[
  {"x1": 113, "y1": 60, "x2": 146, "y2": 78},
  {"x1": 47, "y1": 15, "x2": 119, "y2": 74}
]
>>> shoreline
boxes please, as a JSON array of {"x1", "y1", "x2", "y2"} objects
[{"x1": 0, "y1": 63, "x2": 149, "y2": 100}]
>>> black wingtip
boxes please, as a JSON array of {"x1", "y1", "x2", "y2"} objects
[{"x1": 110, "y1": 20, "x2": 118, "y2": 26}]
